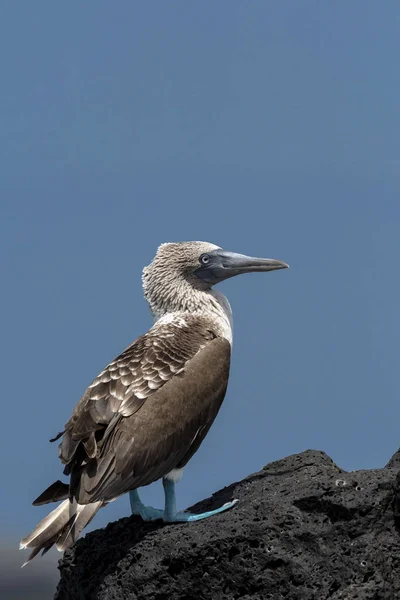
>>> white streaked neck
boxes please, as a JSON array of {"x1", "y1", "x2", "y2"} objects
[{"x1": 153, "y1": 288, "x2": 233, "y2": 345}]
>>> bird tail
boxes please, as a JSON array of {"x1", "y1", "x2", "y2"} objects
[{"x1": 20, "y1": 497, "x2": 103, "y2": 566}]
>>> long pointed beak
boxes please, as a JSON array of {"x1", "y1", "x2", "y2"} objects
[
  {"x1": 195, "y1": 250, "x2": 289, "y2": 285},
  {"x1": 221, "y1": 253, "x2": 289, "y2": 274}
]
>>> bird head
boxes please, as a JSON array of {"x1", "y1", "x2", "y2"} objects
[{"x1": 143, "y1": 241, "x2": 288, "y2": 315}]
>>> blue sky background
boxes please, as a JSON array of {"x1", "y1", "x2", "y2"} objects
[{"x1": 1, "y1": 1, "x2": 399, "y2": 592}]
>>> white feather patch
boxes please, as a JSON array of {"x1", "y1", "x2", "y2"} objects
[
  {"x1": 165, "y1": 467, "x2": 184, "y2": 483},
  {"x1": 156, "y1": 313, "x2": 188, "y2": 328}
]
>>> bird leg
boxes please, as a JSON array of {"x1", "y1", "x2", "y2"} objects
[
  {"x1": 129, "y1": 482, "x2": 238, "y2": 523},
  {"x1": 162, "y1": 478, "x2": 238, "y2": 522}
]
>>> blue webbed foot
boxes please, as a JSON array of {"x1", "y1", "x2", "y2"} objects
[
  {"x1": 129, "y1": 482, "x2": 239, "y2": 524},
  {"x1": 129, "y1": 489, "x2": 164, "y2": 521},
  {"x1": 164, "y1": 499, "x2": 239, "y2": 522}
]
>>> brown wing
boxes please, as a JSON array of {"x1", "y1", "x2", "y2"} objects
[{"x1": 56, "y1": 318, "x2": 231, "y2": 504}]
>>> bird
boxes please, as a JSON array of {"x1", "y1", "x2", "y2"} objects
[{"x1": 20, "y1": 241, "x2": 288, "y2": 565}]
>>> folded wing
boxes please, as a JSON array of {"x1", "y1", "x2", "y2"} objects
[{"x1": 55, "y1": 317, "x2": 231, "y2": 504}]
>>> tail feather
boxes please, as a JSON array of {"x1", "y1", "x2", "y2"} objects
[
  {"x1": 20, "y1": 500, "x2": 71, "y2": 551},
  {"x1": 32, "y1": 480, "x2": 69, "y2": 506},
  {"x1": 56, "y1": 499, "x2": 103, "y2": 552},
  {"x1": 20, "y1": 498, "x2": 103, "y2": 565}
]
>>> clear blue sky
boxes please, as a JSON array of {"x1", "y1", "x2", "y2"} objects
[{"x1": 1, "y1": 0, "x2": 400, "y2": 585}]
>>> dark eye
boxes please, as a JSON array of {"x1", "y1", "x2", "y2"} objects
[{"x1": 199, "y1": 253, "x2": 211, "y2": 265}]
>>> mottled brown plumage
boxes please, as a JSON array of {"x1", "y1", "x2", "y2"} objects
[{"x1": 61, "y1": 316, "x2": 230, "y2": 504}]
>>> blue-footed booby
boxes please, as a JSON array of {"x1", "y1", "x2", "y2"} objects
[{"x1": 20, "y1": 242, "x2": 288, "y2": 564}]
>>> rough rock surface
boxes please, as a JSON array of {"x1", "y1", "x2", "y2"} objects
[{"x1": 55, "y1": 449, "x2": 400, "y2": 599}]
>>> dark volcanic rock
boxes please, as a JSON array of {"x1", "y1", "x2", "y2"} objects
[{"x1": 55, "y1": 449, "x2": 400, "y2": 599}]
